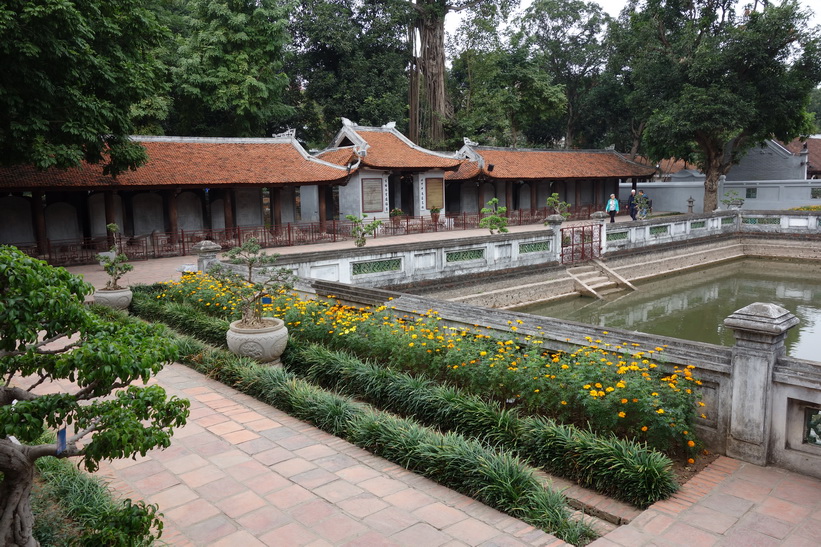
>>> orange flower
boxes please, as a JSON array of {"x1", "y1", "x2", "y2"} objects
[
  {"x1": 687, "y1": 458, "x2": 695, "y2": 464},
  {"x1": 687, "y1": 440, "x2": 695, "y2": 447}
]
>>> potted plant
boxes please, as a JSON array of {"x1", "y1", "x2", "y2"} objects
[
  {"x1": 389, "y1": 207, "x2": 405, "y2": 226},
  {"x1": 544, "y1": 193, "x2": 572, "y2": 226},
  {"x1": 94, "y1": 223, "x2": 134, "y2": 310},
  {"x1": 211, "y1": 237, "x2": 295, "y2": 364},
  {"x1": 721, "y1": 190, "x2": 744, "y2": 210},
  {"x1": 429, "y1": 206, "x2": 441, "y2": 225},
  {"x1": 345, "y1": 214, "x2": 383, "y2": 247}
]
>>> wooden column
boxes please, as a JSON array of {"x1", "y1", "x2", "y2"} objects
[
  {"x1": 478, "y1": 182, "x2": 486, "y2": 213},
  {"x1": 31, "y1": 190, "x2": 48, "y2": 255},
  {"x1": 166, "y1": 190, "x2": 179, "y2": 243},
  {"x1": 530, "y1": 182, "x2": 538, "y2": 213},
  {"x1": 272, "y1": 187, "x2": 282, "y2": 227},
  {"x1": 505, "y1": 181, "x2": 513, "y2": 214},
  {"x1": 318, "y1": 186, "x2": 327, "y2": 232},
  {"x1": 574, "y1": 183, "x2": 581, "y2": 211},
  {"x1": 104, "y1": 190, "x2": 117, "y2": 247},
  {"x1": 223, "y1": 189, "x2": 235, "y2": 231}
]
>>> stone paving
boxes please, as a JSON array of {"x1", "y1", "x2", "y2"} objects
[{"x1": 59, "y1": 219, "x2": 821, "y2": 546}]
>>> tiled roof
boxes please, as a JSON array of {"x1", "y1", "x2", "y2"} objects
[
  {"x1": 353, "y1": 130, "x2": 462, "y2": 170},
  {"x1": 315, "y1": 147, "x2": 358, "y2": 167},
  {"x1": 784, "y1": 137, "x2": 820, "y2": 177},
  {"x1": 0, "y1": 137, "x2": 352, "y2": 190},
  {"x1": 447, "y1": 148, "x2": 657, "y2": 181}
]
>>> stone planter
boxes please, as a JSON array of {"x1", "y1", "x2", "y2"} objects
[
  {"x1": 544, "y1": 214, "x2": 566, "y2": 226},
  {"x1": 93, "y1": 288, "x2": 133, "y2": 310},
  {"x1": 430, "y1": 212, "x2": 440, "y2": 224},
  {"x1": 226, "y1": 317, "x2": 289, "y2": 365}
]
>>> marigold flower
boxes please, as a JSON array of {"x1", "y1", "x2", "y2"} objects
[
  {"x1": 641, "y1": 426, "x2": 648, "y2": 432},
  {"x1": 687, "y1": 440, "x2": 695, "y2": 447},
  {"x1": 618, "y1": 412, "x2": 626, "y2": 418},
  {"x1": 687, "y1": 458, "x2": 695, "y2": 464}
]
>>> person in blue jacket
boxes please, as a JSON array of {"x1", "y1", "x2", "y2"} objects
[{"x1": 605, "y1": 193, "x2": 620, "y2": 223}]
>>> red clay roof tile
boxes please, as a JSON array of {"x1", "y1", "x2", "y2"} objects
[
  {"x1": 447, "y1": 148, "x2": 657, "y2": 180},
  {"x1": 0, "y1": 137, "x2": 352, "y2": 190}
]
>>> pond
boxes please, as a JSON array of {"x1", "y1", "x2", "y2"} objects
[{"x1": 514, "y1": 259, "x2": 821, "y2": 360}]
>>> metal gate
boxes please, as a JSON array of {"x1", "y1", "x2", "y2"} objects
[{"x1": 560, "y1": 224, "x2": 602, "y2": 264}]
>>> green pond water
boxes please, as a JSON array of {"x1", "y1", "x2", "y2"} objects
[{"x1": 514, "y1": 259, "x2": 821, "y2": 361}]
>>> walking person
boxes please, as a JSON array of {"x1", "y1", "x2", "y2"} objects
[
  {"x1": 628, "y1": 189, "x2": 637, "y2": 221},
  {"x1": 605, "y1": 193, "x2": 619, "y2": 223}
]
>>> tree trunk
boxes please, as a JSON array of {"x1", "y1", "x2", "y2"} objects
[
  {"x1": 408, "y1": 24, "x2": 420, "y2": 144},
  {"x1": 0, "y1": 443, "x2": 38, "y2": 547},
  {"x1": 629, "y1": 120, "x2": 645, "y2": 160},
  {"x1": 417, "y1": 12, "x2": 448, "y2": 147}
]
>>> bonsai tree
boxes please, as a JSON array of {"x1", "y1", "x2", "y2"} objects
[
  {"x1": 545, "y1": 193, "x2": 572, "y2": 220},
  {"x1": 210, "y1": 237, "x2": 295, "y2": 327},
  {"x1": 479, "y1": 198, "x2": 509, "y2": 234},
  {"x1": 96, "y1": 223, "x2": 134, "y2": 290},
  {"x1": 0, "y1": 246, "x2": 189, "y2": 545},
  {"x1": 345, "y1": 214, "x2": 383, "y2": 247}
]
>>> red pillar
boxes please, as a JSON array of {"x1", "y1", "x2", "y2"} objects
[{"x1": 31, "y1": 190, "x2": 48, "y2": 255}]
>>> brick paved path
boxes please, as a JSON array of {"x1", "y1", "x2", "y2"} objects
[
  {"x1": 96, "y1": 364, "x2": 567, "y2": 547},
  {"x1": 61, "y1": 223, "x2": 821, "y2": 546}
]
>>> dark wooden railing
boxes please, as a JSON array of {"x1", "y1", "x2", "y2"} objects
[{"x1": 20, "y1": 205, "x2": 598, "y2": 266}]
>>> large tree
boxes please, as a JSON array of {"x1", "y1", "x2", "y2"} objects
[
  {"x1": 518, "y1": 0, "x2": 611, "y2": 148},
  {"x1": 0, "y1": 247, "x2": 189, "y2": 545},
  {"x1": 627, "y1": 0, "x2": 821, "y2": 211},
  {"x1": 0, "y1": 0, "x2": 168, "y2": 175},
  {"x1": 449, "y1": 41, "x2": 566, "y2": 148},
  {"x1": 286, "y1": 0, "x2": 412, "y2": 147},
  {"x1": 169, "y1": 0, "x2": 292, "y2": 136},
  {"x1": 405, "y1": 0, "x2": 518, "y2": 147}
]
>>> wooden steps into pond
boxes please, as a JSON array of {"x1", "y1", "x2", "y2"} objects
[{"x1": 567, "y1": 260, "x2": 637, "y2": 299}]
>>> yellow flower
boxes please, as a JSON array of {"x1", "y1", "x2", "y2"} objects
[
  {"x1": 618, "y1": 412, "x2": 626, "y2": 418},
  {"x1": 656, "y1": 409, "x2": 665, "y2": 414},
  {"x1": 561, "y1": 401, "x2": 567, "y2": 405}
]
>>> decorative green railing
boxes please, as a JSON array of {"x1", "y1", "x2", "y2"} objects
[
  {"x1": 742, "y1": 217, "x2": 781, "y2": 225},
  {"x1": 352, "y1": 258, "x2": 402, "y2": 276},
  {"x1": 519, "y1": 241, "x2": 550, "y2": 253},
  {"x1": 606, "y1": 231, "x2": 628, "y2": 242},
  {"x1": 649, "y1": 226, "x2": 669, "y2": 236},
  {"x1": 690, "y1": 221, "x2": 706, "y2": 229},
  {"x1": 446, "y1": 249, "x2": 485, "y2": 262}
]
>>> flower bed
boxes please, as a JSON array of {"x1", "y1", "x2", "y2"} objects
[{"x1": 154, "y1": 273, "x2": 705, "y2": 456}]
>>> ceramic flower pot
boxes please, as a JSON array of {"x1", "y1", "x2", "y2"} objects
[
  {"x1": 226, "y1": 317, "x2": 289, "y2": 365},
  {"x1": 93, "y1": 288, "x2": 133, "y2": 310}
]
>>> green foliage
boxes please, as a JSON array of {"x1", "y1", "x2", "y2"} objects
[
  {"x1": 0, "y1": 247, "x2": 187, "y2": 544},
  {"x1": 170, "y1": 0, "x2": 293, "y2": 136},
  {"x1": 345, "y1": 214, "x2": 383, "y2": 247},
  {"x1": 545, "y1": 192, "x2": 572, "y2": 219},
  {"x1": 448, "y1": 44, "x2": 566, "y2": 148},
  {"x1": 285, "y1": 342, "x2": 678, "y2": 507},
  {"x1": 479, "y1": 198, "x2": 509, "y2": 234},
  {"x1": 625, "y1": 0, "x2": 821, "y2": 211},
  {"x1": 96, "y1": 224, "x2": 134, "y2": 290},
  {"x1": 517, "y1": 0, "x2": 611, "y2": 147},
  {"x1": 0, "y1": 0, "x2": 167, "y2": 174},
  {"x1": 209, "y1": 238, "x2": 294, "y2": 326},
  {"x1": 35, "y1": 454, "x2": 162, "y2": 546},
  {"x1": 284, "y1": 0, "x2": 412, "y2": 146}
]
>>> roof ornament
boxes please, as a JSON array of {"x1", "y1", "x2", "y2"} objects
[
  {"x1": 341, "y1": 117, "x2": 354, "y2": 127},
  {"x1": 382, "y1": 121, "x2": 396, "y2": 129},
  {"x1": 272, "y1": 128, "x2": 296, "y2": 139},
  {"x1": 463, "y1": 137, "x2": 479, "y2": 147}
]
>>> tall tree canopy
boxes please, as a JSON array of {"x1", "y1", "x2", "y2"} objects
[
  {"x1": 169, "y1": 0, "x2": 292, "y2": 136},
  {"x1": 0, "y1": 0, "x2": 168, "y2": 175},
  {"x1": 286, "y1": 0, "x2": 412, "y2": 148},
  {"x1": 518, "y1": 0, "x2": 611, "y2": 148},
  {"x1": 626, "y1": 0, "x2": 821, "y2": 211},
  {"x1": 449, "y1": 40, "x2": 566, "y2": 148},
  {"x1": 405, "y1": 0, "x2": 518, "y2": 148}
]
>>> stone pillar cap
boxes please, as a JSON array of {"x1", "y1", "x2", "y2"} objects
[
  {"x1": 191, "y1": 240, "x2": 222, "y2": 253},
  {"x1": 723, "y1": 302, "x2": 799, "y2": 335}
]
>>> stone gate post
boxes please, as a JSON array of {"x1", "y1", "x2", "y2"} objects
[
  {"x1": 192, "y1": 240, "x2": 222, "y2": 273},
  {"x1": 723, "y1": 303, "x2": 799, "y2": 465}
]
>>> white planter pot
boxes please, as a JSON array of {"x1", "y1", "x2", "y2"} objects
[
  {"x1": 226, "y1": 318, "x2": 289, "y2": 365},
  {"x1": 93, "y1": 288, "x2": 133, "y2": 310}
]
